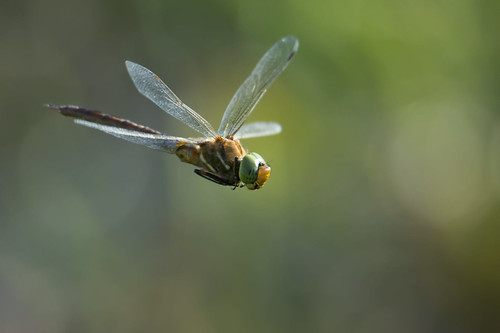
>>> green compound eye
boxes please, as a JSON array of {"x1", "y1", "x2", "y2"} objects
[
  {"x1": 239, "y1": 153, "x2": 271, "y2": 190},
  {"x1": 239, "y1": 153, "x2": 262, "y2": 184}
]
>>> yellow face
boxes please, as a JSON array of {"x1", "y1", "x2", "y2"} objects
[{"x1": 245, "y1": 163, "x2": 271, "y2": 190}]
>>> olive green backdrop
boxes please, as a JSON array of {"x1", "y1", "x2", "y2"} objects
[{"x1": 1, "y1": 0, "x2": 499, "y2": 332}]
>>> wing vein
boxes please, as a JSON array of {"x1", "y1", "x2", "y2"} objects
[
  {"x1": 217, "y1": 36, "x2": 298, "y2": 137},
  {"x1": 126, "y1": 61, "x2": 218, "y2": 138}
]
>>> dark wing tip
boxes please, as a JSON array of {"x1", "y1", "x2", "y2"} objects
[{"x1": 282, "y1": 35, "x2": 299, "y2": 61}]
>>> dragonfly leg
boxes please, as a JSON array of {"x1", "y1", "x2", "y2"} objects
[
  {"x1": 194, "y1": 169, "x2": 237, "y2": 187},
  {"x1": 233, "y1": 156, "x2": 242, "y2": 185}
]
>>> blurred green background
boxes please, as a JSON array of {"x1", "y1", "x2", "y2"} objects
[{"x1": 1, "y1": 0, "x2": 500, "y2": 332}]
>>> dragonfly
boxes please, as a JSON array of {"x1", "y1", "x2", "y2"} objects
[{"x1": 47, "y1": 35, "x2": 298, "y2": 190}]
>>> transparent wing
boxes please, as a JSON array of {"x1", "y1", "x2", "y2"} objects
[
  {"x1": 218, "y1": 35, "x2": 299, "y2": 137},
  {"x1": 74, "y1": 119, "x2": 194, "y2": 153},
  {"x1": 125, "y1": 61, "x2": 218, "y2": 138},
  {"x1": 235, "y1": 122, "x2": 282, "y2": 139}
]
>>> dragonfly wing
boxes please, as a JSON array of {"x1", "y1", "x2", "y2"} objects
[
  {"x1": 74, "y1": 119, "x2": 193, "y2": 153},
  {"x1": 218, "y1": 36, "x2": 299, "y2": 137},
  {"x1": 235, "y1": 122, "x2": 282, "y2": 139},
  {"x1": 125, "y1": 61, "x2": 218, "y2": 138}
]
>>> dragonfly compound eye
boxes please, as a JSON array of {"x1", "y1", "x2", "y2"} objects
[{"x1": 239, "y1": 153, "x2": 271, "y2": 190}]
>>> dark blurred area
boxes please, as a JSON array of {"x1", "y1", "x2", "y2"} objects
[{"x1": 1, "y1": 0, "x2": 499, "y2": 332}]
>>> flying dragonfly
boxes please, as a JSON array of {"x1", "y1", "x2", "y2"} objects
[{"x1": 47, "y1": 35, "x2": 298, "y2": 190}]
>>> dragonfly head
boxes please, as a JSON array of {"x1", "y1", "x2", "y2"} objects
[{"x1": 239, "y1": 152, "x2": 271, "y2": 190}]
